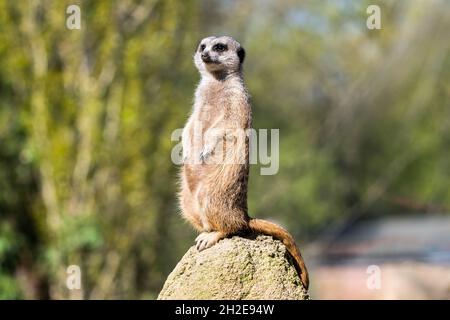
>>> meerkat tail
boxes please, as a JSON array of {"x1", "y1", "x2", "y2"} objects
[{"x1": 248, "y1": 218, "x2": 309, "y2": 289}]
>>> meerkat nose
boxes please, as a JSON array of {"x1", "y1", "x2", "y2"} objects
[{"x1": 201, "y1": 53, "x2": 212, "y2": 63}]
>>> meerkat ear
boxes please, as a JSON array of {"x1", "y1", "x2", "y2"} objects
[{"x1": 237, "y1": 47, "x2": 246, "y2": 64}]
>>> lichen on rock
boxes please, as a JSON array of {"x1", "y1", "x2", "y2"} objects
[{"x1": 158, "y1": 235, "x2": 309, "y2": 300}]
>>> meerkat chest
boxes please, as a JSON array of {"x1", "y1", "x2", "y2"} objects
[
  {"x1": 195, "y1": 88, "x2": 229, "y2": 126},
  {"x1": 196, "y1": 102, "x2": 224, "y2": 128}
]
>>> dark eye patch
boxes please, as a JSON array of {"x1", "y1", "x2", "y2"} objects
[
  {"x1": 199, "y1": 44, "x2": 206, "y2": 52},
  {"x1": 213, "y1": 43, "x2": 228, "y2": 52}
]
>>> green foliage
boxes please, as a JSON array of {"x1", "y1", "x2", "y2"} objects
[{"x1": 0, "y1": 223, "x2": 23, "y2": 299}]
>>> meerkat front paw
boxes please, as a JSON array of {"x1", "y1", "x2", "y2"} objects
[
  {"x1": 182, "y1": 153, "x2": 189, "y2": 164},
  {"x1": 182, "y1": 147, "x2": 190, "y2": 164},
  {"x1": 195, "y1": 231, "x2": 224, "y2": 251},
  {"x1": 199, "y1": 147, "x2": 213, "y2": 163}
]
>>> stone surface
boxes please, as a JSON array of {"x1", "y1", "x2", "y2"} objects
[{"x1": 158, "y1": 235, "x2": 309, "y2": 300}]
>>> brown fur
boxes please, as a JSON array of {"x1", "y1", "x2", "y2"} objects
[{"x1": 179, "y1": 36, "x2": 309, "y2": 289}]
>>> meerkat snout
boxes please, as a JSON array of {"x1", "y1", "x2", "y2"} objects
[
  {"x1": 194, "y1": 36, "x2": 246, "y2": 76},
  {"x1": 200, "y1": 51, "x2": 213, "y2": 63}
]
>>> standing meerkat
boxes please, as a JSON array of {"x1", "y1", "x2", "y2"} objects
[{"x1": 179, "y1": 36, "x2": 309, "y2": 289}]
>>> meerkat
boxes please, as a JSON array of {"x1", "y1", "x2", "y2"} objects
[{"x1": 179, "y1": 36, "x2": 309, "y2": 289}]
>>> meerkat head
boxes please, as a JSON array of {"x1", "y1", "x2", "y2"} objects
[{"x1": 194, "y1": 36, "x2": 245, "y2": 78}]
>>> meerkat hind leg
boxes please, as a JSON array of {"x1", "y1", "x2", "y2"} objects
[{"x1": 195, "y1": 231, "x2": 226, "y2": 251}]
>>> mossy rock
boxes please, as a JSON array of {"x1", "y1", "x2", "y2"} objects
[{"x1": 158, "y1": 235, "x2": 309, "y2": 300}]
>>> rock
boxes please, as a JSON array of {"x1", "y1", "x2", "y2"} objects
[{"x1": 158, "y1": 235, "x2": 309, "y2": 300}]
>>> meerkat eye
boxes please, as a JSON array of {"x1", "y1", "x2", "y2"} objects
[
  {"x1": 199, "y1": 44, "x2": 206, "y2": 52},
  {"x1": 213, "y1": 43, "x2": 228, "y2": 52}
]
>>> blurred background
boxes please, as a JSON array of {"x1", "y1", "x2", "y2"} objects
[{"x1": 0, "y1": 0, "x2": 449, "y2": 299}]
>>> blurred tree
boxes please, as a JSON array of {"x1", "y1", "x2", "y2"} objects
[{"x1": 0, "y1": 0, "x2": 199, "y2": 299}]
